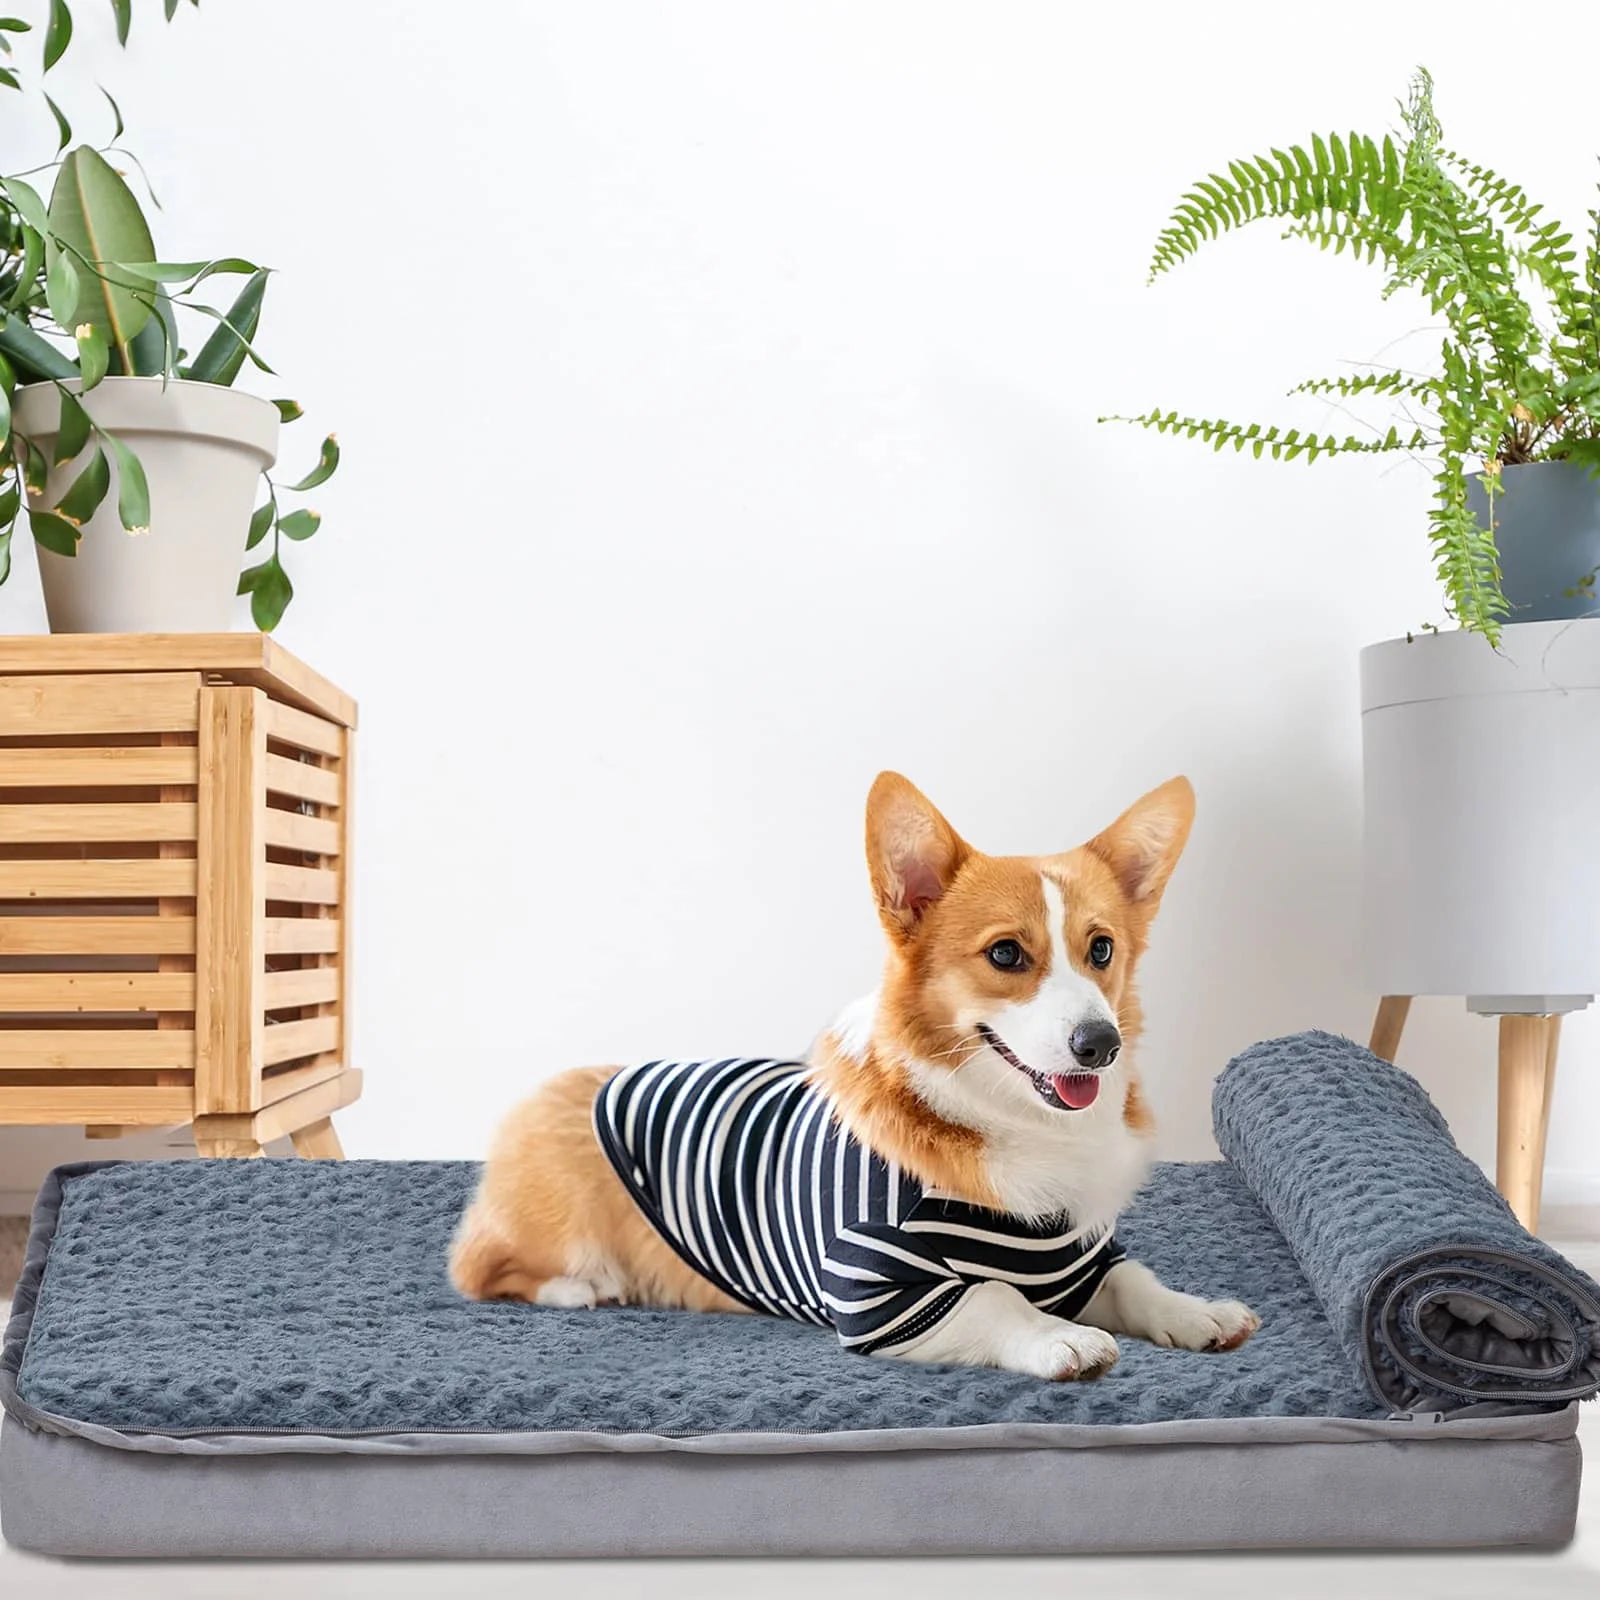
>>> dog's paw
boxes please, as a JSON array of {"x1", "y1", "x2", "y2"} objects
[
  {"x1": 535, "y1": 1275, "x2": 599, "y2": 1309},
  {"x1": 1015, "y1": 1323, "x2": 1120, "y2": 1382},
  {"x1": 1147, "y1": 1295, "x2": 1260, "y2": 1352}
]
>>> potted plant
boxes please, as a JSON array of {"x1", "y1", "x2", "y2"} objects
[
  {"x1": 0, "y1": 1, "x2": 336, "y2": 632},
  {"x1": 1105, "y1": 69, "x2": 1600, "y2": 1221}
]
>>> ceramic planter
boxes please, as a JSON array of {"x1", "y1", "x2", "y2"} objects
[
  {"x1": 12, "y1": 377, "x2": 279, "y2": 634},
  {"x1": 1467, "y1": 460, "x2": 1600, "y2": 623},
  {"x1": 1360, "y1": 618, "x2": 1600, "y2": 1000}
]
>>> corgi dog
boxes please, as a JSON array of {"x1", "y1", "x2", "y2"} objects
[{"x1": 450, "y1": 772, "x2": 1259, "y2": 1381}]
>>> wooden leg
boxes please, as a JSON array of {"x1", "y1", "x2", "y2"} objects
[
  {"x1": 290, "y1": 1117, "x2": 344, "y2": 1160},
  {"x1": 1369, "y1": 996, "x2": 1411, "y2": 1061},
  {"x1": 1497, "y1": 1015, "x2": 1556, "y2": 1232},
  {"x1": 1530, "y1": 1015, "x2": 1561, "y2": 1219}
]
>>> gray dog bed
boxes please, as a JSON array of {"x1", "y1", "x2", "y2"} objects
[{"x1": 3, "y1": 1032, "x2": 1597, "y2": 1557}]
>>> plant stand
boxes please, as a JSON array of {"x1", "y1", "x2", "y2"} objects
[
  {"x1": 0, "y1": 634, "x2": 358, "y2": 1161},
  {"x1": 1368, "y1": 995, "x2": 1584, "y2": 1232},
  {"x1": 1362, "y1": 619, "x2": 1600, "y2": 1235}
]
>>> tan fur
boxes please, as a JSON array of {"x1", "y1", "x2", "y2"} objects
[
  {"x1": 809, "y1": 772, "x2": 1193, "y2": 1203},
  {"x1": 448, "y1": 1066, "x2": 745, "y2": 1313},
  {"x1": 455, "y1": 772, "x2": 1193, "y2": 1311}
]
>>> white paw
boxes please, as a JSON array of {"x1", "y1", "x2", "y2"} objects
[
  {"x1": 535, "y1": 1275, "x2": 599, "y2": 1309},
  {"x1": 1146, "y1": 1295, "x2": 1260, "y2": 1352},
  {"x1": 1015, "y1": 1323, "x2": 1120, "y2": 1382}
]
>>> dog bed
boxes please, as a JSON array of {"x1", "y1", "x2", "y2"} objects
[{"x1": 3, "y1": 1031, "x2": 1596, "y2": 1558}]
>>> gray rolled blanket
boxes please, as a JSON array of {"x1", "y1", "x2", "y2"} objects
[{"x1": 1215, "y1": 1030, "x2": 1600, "y2": 1411}]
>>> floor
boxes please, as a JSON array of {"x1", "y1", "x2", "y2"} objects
[{"x1": 0, "y1": 1247, "x2": 1597, "y2": 1598}]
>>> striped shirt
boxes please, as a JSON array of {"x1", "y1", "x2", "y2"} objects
[{"x1": 593, "y1": 1057, "x2": 1125, "y2": 1355}]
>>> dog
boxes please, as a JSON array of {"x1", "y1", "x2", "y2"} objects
[{"x1": 450, "y1": 772, "x2": 1259, "y2": 1381}]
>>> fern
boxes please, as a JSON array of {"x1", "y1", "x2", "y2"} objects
[
  {"x1": 1102, "y1": 410, "x2": 1425, "y2": 463},
  {"x1": 1290, "y1": 370, "x2": 1439, "y2": 404},
  {"x1": 1111, "y1": 68, "x2": 1600, "y2": 640}
]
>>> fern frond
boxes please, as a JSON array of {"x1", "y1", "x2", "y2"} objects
[
  {"x1": 1442, "y1": 149, "x2": 1588, "y2": 340},
  {"x1": 1281, "y1": 212, "x2": 1402, "y2": 268},
  {"x1": 1102, "y1": 409, "x2": 1425, "y2": 462},
  {"x1": 1290, "y1": 370, "x2": 1440, "y2": 403},
  {"x1": 1579, "y1": 193, "x2": 1600, "y2": 369},
  {"x1": 1429, "y1": 454, "x2": 1505, "y2": 641},
  {"x1": 1147, "y1": 132, "x2": 1395, "y2": 281}
]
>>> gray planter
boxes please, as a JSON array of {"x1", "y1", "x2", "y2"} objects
[{"x1": 1467, "y1": 459, "x2": 1600, "y2": 622}]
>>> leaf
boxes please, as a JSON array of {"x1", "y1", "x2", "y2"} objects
[
  {"x1": 110, "y1": 0, "x2": 129, "y2": 46},
  {"x1": 75, "y1": 320, "x2": 107, "y2": 390},
  {"x1": 101, "y1": 85, "x2": 123, "y2": 139},
  {"x1": 118, "y1": 256, "x2": 256, "y2": 289},
  {"x1": 0, "y1": 523, "x2": 10, "y2": 585},
  {"x1": 107, "y1": 431, "x2": 148, "y2": 532},
  {"x1": 0, "y1": 481, "x2": 18, "y2": 523},
  {"x1": 126, "y1": 286, "x2": 178, "y2": 378},
  {"x1": 237, "y1": 553, "x2": 292, "y2": 631},
  {"x1": 6, "y1": 223, "x2": 41, "y2": 311},
  {"x1": 0, "y1": 18, "x2": 33, "y2": 30},
  {"x1": 283, "y1": 435, "x2": 338, "y2": 492},
  {"x1": 108, "y1": 146, "x2": 161, "y2": 210},
  {"x1": 164, "y1": 0, "x2": 178, "y2": 18},
  {"x1": 272, "y1": 397, "x2": 302, "y2": 423},
  {"x1": 54, "y1": 389, "x2": 90, "y2": 463},
  {"x1": 2, "y1": 176, "x2": 47, "y2": 236},
  {"x1": 0, "y1": 379, "x2": 9, "y2": 451},
  {"x1": 0, "y1": 65, "x2": 18, "y2": 89},
  {"x1": 43, "y1": 91, "x2": 70, "y2": 152},
  {"x1": 246, "y1": 497, "x2": 273, "y2": 550},
  {"x1": 23, "y1": 439, "x2": 47, "y2": 497},
  {"x1": 53, "y1": 443, "x2": 108, "y2": 524},
  {"x1": 0, "y1": 314, "x2": 78, "y2": 380},
  {"x1": 184, "y1": 268, "x2": 268, "y2": 385},
  {"x1": 29, "y1": 509, "x2": 79, "y2": 555},
  {"x1": 44, "y1": 248, "x2": 77, "y2": 328},
  {"x1": 43, "y1": 0, "x2": 70, "y2": 71},
  {"x1": 47, "y1": 146, "x2": 156, "y2": 353},
  {"x1": 277, "y1": 507, "x2": 320, "y2": 541}
]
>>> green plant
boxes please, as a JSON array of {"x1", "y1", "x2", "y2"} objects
[
  {"x1": 1103, "y1": 69, "x2": 1600, "y2": 641},
  {"x1": 0, "y1": 0, "x2": 337, "y2": 630}
]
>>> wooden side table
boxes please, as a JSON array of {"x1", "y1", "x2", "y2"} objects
[
  {"x1": 0, "y1": 634, "x2": 359, "y2": 1160},
  {"x1": 1369, "y1": 993, "x2": 1581, "y2": 1233}
]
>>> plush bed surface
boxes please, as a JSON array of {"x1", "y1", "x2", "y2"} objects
[
  {"x1": 10, "y1": 1156, "x2": 1375, "y2": 1436},
  {"x1": 4, "y1": 1030, "x2": 1596, "y2": 1557}
]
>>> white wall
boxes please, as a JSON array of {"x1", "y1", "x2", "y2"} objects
[{"x1": 3, "y1": 0, "x2": 1598, "y2": 1211}]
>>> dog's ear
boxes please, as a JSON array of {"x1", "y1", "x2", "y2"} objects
[
  {"x1": 1087, "y1": 776, "x2": 1194, "y2": 915},
  {"x1": 866, "y1": 772, "x2": 969, "y2": 941}
]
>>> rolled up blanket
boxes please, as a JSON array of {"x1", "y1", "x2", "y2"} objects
[{"x1": 1214, "y1": 1030, "x2": 1600, "y2": 1413}]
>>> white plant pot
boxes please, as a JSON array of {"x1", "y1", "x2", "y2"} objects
[
  {"x1": 1361, "y1": 619, "x2": 1600, "y2": 999},
  {"x1": 12, "y1": 377, "x2": 279, "y2": 634}
]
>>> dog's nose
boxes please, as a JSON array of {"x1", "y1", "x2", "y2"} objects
[{"x1": 1068, "y1": 1022, "x2": 1121, "y2": 1070}]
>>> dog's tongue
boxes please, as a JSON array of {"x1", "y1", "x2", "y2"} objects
[{"x1": 1051, "y1": 1073, "x2": 1101, "y2": 1110}]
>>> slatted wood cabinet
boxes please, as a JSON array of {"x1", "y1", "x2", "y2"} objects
[{"x1": 0, "y1": 635, "x2": 358, "y2": 1158}]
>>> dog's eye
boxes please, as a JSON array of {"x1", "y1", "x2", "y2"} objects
[
  {"x1": 1088, "y1": 935, "x2": 1114, "y2": 969},
  {"x1": 986, "y1": 939, "x2": 1027, "y2": 971}
]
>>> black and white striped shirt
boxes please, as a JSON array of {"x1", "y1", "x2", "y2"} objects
[{"x1": 593, "y1": 1057, "x2": 1125, "y2": 1355}]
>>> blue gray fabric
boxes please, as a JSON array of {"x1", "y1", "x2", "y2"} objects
[
  {"x1": 1215, "y1": 1030, "x2": 1600, "y2": 1411},
  {"x1": 2, "y1": 1030, "x2": 1596, "y2": 1446},
  {"x1": 6, "y1": 1158, "x2": 1372, "y2": 1435}
]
